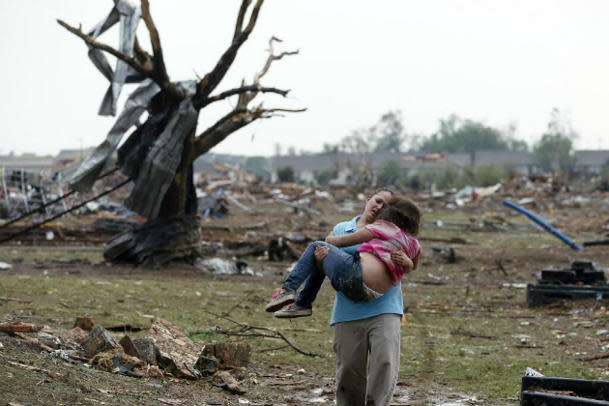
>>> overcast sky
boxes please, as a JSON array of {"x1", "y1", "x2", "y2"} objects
[{"x1": 1, "y1": 0, "x2": 609, "y2": 157}]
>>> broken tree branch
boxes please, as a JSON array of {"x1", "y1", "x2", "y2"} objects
[
  {"x1": 260, "y1": 107, "x2": 307, "y2": 117},
  {"x1": 193, "y1": 33, "x2": 302, "y2": 155},
  {"x1": 578, "y1": 352, "x2": 609, "y2": 362},
  {"x1": 193, "y1": 108, "x2": 260, "y2": 156},
  {"x1": 254, "y1": 37, "x2": 299, "y2": 84},
  {"x1": 195, "y1": 0, "x2": 264, "y2": 100},
  {"x1": 133, "y1": 37, "x2": 153, "y2": 68},
  {"x1": 0, "y1": 297, "x2": 32, "y2": 304},
  {"x1": 7, "y1": 360, "x2": 61, "y2": 378},
  {"x1": 258, "y1": 344, "x2": 290, "y2": 353},
  {"x1": 193, "y1": 105, "x2": 305, "y2": 157},
  {"x1": 201, "y1": 310, "x2": 320, "y2": 357},
  {"x1": 194, "y1": 85, "x2": 290, "y2": 109},
  {"x1": 57, "y1": 19, "x2": 151, "y2": 78},
  {"x1": 13, "y1": 332, "x2": 55, "y2": 353},
  {"x1": 0, "y1": 322, "x2": 43, "y2": 333},
  {"x1": 237, "y1": 37, "x2": 299, "y2": 109},
  {"x1": 221, "y1": 289, "x2": 255, "y2": 317},
  {"x1": 140, "y1": 0, "x2": 172, "y2": 90},
  {"x1": 450, "y1": 328, "x2": 495, "y2": 340},
  {"x1": 233, "y1": 0, "x2": 251, "y2": 40},
  {"x1": 241, "y1": 0, "x2": 263, "y2": 35}
]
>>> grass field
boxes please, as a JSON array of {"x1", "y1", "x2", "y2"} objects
[{"x1": 1, "y1": 205, "x2": 609, "y2": 405}]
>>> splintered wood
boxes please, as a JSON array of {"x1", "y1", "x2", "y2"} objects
[
  {"x1": 0, "y1": 322, "x2": 43, "y2": 334},
  {"x1": 148, "y1": 317, "x2": 201, "y2": 379},
  {"x1": 203, "y1": 342, "x2": 251, "y2": 368}
]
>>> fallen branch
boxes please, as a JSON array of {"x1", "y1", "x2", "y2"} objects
[
  {"x1": 578, "y1": 351, "x2": 609, "y2": 362},
  {"x1": 204, "y1": 220, "x2": 268, "y2": 232},
  {"x1": 450, "y1": 328, "x2": 495, "y2": 339},
  {"x1": 258, "y1": 344, "x2": 290, "y2": 353},
  {"x1": 268, "y1": 379, "x2": 309, "y2": 386},
  {"x1": 0, "y1": 296, "x2": 32, "y2": 304},
  {"x1": 13, "y1": 332, "x2": 54, "y2": 352},
  {"x1": 222, "y1": 289, "x2": 255, "y2": 317},
  {"x1": 408, "y1": 278, "x2": 446, "y2": 286},
  {"x1": 0, "y1": 322, "x2": 44, "y2": 333},
  {"x1": 7, "y1": 360, "x2": 61, "y2": 378},
  {"x1": 419, "y1": 237, "x2": 469, "y2": 245},
  {"x1": 201, "y1": 310, "x2": 320, "y2": 357}
]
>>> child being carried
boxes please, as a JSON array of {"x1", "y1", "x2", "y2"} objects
[{"x1": 265, "y1": 197, "x2": 422, "y2": 318}]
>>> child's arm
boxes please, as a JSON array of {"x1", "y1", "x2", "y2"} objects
[
  {"x1": 391, "y1": 251, "x2": 415, "y2": 272},
  {"x1": 325, "y1": 228, "x2": 375, "y2": 247}
]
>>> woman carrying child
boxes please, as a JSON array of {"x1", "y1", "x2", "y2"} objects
[{"x1": 265, "y1": 196, "x2": 421, "y2": 317}]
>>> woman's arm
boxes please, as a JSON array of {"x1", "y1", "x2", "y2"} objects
[{"x1": 325, "y1": 228, "x2": 375, "y2": 247}]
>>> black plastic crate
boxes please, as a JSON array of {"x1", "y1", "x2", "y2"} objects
[{"x1": 521, "y1": 376, "x2": 609, "y2": 405}]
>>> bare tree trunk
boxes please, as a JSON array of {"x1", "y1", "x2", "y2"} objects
[
  {"x1": 158, "y1": 127, "x2": 198, "y2": 218},
  {"x1": 60, "y1": 1, "x2": 304, "y2": 267},
  {"x1": 104, "y1": 123, "x2": 201, "y2": 267}
]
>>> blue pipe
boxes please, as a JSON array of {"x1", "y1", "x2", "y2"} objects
[{"x1": 503, "y1": 199, "x2": 583, "y2": 251}]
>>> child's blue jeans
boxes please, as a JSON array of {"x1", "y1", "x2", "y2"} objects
[{"x1": 282, "y1": 241, "x2": 368, "y2": 308}]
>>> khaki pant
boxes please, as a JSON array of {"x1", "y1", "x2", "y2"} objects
[{"x1": 333, "y1": 314, "x2": 401, "y2": 406}]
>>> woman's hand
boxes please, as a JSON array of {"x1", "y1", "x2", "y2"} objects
[
  {"x1": 391, "y1": 251, "x2": 414, "y2": 274},
  {"x1": 314, "y1": 245, "x2": 329, "y2": 270}
]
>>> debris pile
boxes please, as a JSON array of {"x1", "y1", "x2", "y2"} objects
[
  {"x1": 0, "y1": 316, "x2": 250, "y2": 393},
  {"x1": 527, "y1": 260, "x2": 609, "y2": 307}
]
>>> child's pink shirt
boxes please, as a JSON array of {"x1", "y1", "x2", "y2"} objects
[{"x1": 358, "y1": 219, "x2": 422, "y2": 283}]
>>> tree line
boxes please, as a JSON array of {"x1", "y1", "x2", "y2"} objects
[
  {"x1": 277, "y1": 108, "x2": 579, "y2": 175},
  {"x1": 264, "y1": 108, "x2": 609, "y2": 190}
]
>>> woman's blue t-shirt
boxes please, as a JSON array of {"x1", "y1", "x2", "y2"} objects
[{"x1": 330, "y1": 216, "x2": 404, "y2": 325}]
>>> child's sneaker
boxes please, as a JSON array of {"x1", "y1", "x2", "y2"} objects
[
  {"x1": 273, "y1": 303, "x2": 312, "y2": 318},
  {"x1": 265, "y1": 288, "x2": 296, "y2": 312}
]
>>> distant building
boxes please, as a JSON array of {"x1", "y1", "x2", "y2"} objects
[
  {"x1": 52, "y1": 147, "x2": 96, "y2": 181},
  {"x1": 0, "y1": 154, "x2": 54, "y2": 174},
  {"x1": 270, "y1": 152, "x2": 472, "y2": 185},
  {"x1": 575, "y1": 150, "x2": 609, "y2": 175},
  {"x1": 271, "y1": 154, "x2": 347, "y2": 184},
  {"x1": 473, "y1": 150, "x2": 535, "y2": 174}
]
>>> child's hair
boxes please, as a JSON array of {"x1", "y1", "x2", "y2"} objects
[{"x1": 376, "y1": 197, "x2": 421, "y2": 236}]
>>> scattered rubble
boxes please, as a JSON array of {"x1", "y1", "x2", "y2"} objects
[
  {"x1": 148, "y1": 317, "x2": 202, "y2": 380},
  {"x1": 81, "y1": 324, "x2": 120, "y2": 356},
  {"x1": 213, "y1": 370, "x2": 246, "y2": 394},
  {"x1": 527, "y1": 260, "x2": 609, "y2": 307},
  {"x1": 203, "y1": 343, "x2": 251, "y2": 369},
  {"x1": 74, "y1": 316, "x2": 94, "y2": 331},
  {"x1": 0, "y1": 314, "x2": 272, "y2": 396}
]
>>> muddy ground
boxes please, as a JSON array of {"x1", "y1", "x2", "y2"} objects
[{"x1": 1, "y1": 196, "x2": 609, "y2": 405}]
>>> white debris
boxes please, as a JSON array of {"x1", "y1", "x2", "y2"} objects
[
  {"x1": 0, "y1": 261, "x2": 12, "y2": 270},
  {"x1": 502, "y1": 283, "x2": 527, "y2": 289},
  {"x1": 524, "y1": 367, "x2": 544, "y2": 377}
]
